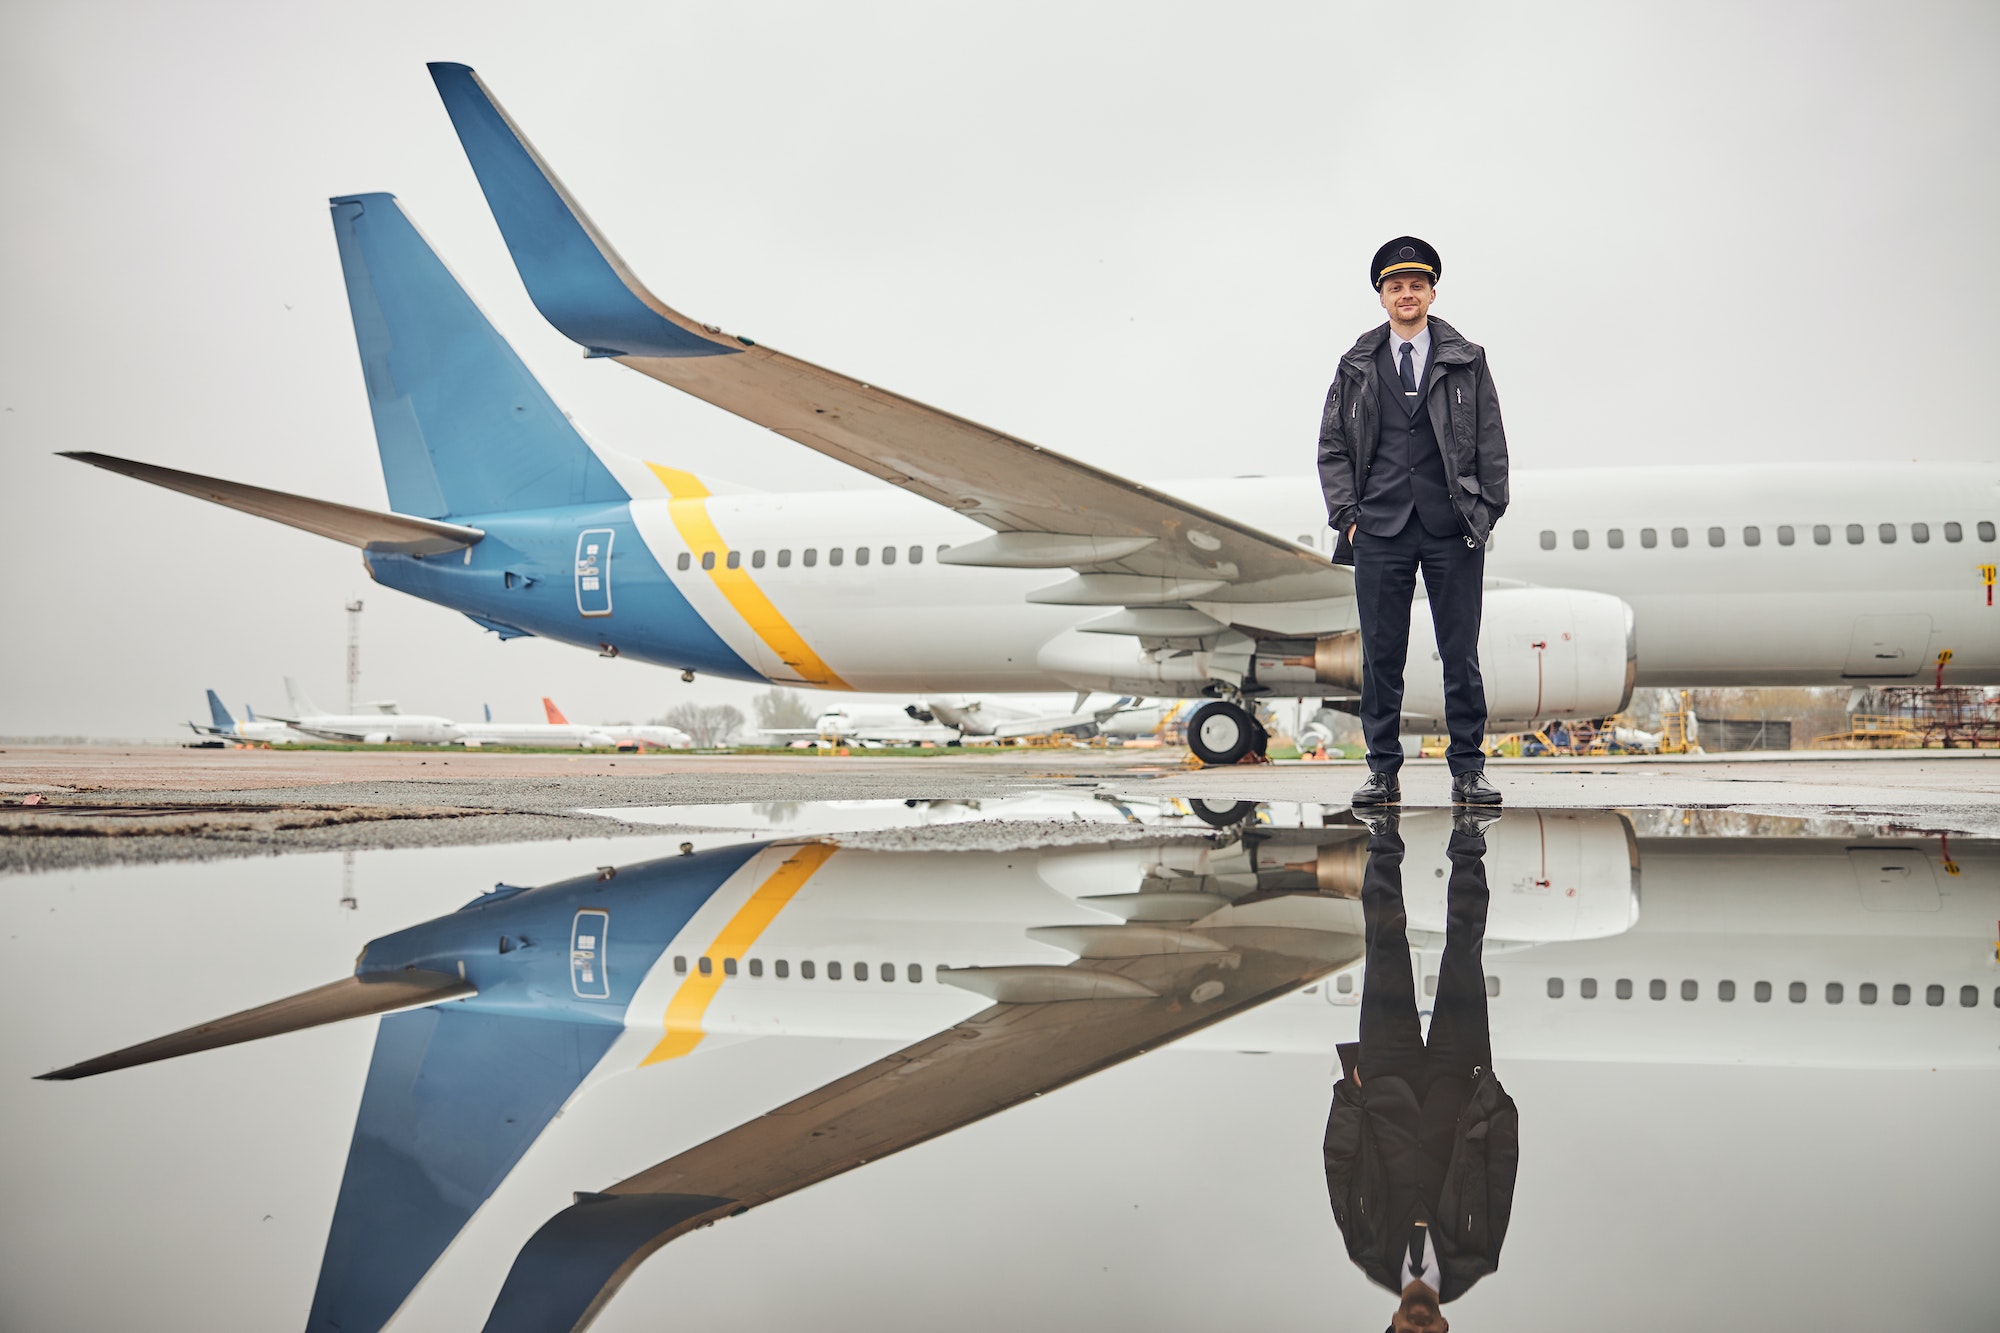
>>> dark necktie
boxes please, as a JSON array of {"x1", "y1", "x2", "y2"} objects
[
  {"x1": 1408, "y1": 1226, "x2": 1427, "y2": 1280},
  {"x1": 1398, "y1": 340, "x2": 1419, "y2": 396}
]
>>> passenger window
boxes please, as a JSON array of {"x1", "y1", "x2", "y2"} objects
[
  {"x1": 881, "y1": 546, "x2": 896, "y2": 566},
  {"x1": 909, "y1": 545, "x2": 924, "y2": 564},
  {"x1": 828, "y1": 961, "x2": 843, "y2": 980},
  {"x1": 1981, "y1": 521, "x2": 1996, "y2": 541},
  {"x1": 1878, "y1": 523, "x2": 1896, "y2": 544},
  {"x1": 1964, "y1": 985, "x2": 1980, "y2": 1008},
  {"x1": 723, "y1": 957, "x2": 738, "y2": 976},
  {"x1": 1681, "y1": 979, "x2": 1698, "y2": 1001},
  {"x1": 749, "y1": 958, "x2": 764, "y2": 977},
  {"x1": 909, "y1": 964, "x2": 922, "y2": 983},
  {"x1": 1859, "y1": 982, "x2": 1876, "y2": 1004},
  {"x1": 676, "y1": 553, "x2": 691, "y2": 571},
  {"x1": 1718, "y1": 980, "x2": 1736, "y2": 1002},
  {"x1": 1648, "y1": 979, "x2": 1665, "y2": 1000},
  {"x1": 1777, "y1": 525, "x2": 1795, "y2": 545},
  {"x1": 1580, "y1": 978, "x2": 1598, "y2": 999},
  {"x1": 882, "y1": 962, "x2": 896, "y2": 981},
  {"x1": 752, "y1": 550, "x2": 766, "y2": 568},
  {"x1": 1788, "y1": 981, "x2": 1806, "y2": 1003},
  {"x1": 1539, "y1": 530, "x2": 1556, "y2": 551},
  {"x1": 1547, "y1": 977, "x2": 1564, "y2": 998},
  {"x1": 698, "y1": 956, "x2": 713, "y2": 976},
  {"x1": 1640, "y1": 528, "x2": 1658, "y2": 548},
  {"x1": 1925, "y1": 984, "x2": 1944, "y2": 1006},
  {"x1": 1813, "y1": 524, "x2": 1831, "y2": 545},
  {"x1": 854, "y1": 962, "x2": 868, "y2": 981},
  {"x1": 1846, "y1": 523, "x2": 1865, "y2": 544},
  {"x1": 778, "y1": 549, "x2": 792, "y2": 567},
  {"x1": 1911, "y1": 523, "x2": 1929, "y2": 543},
  {"x1": 803, "y1": 548, "x2": 818, "y2": 567},
  {"x1": 937, "y1": 545, "x2": 952, "y2": 559},
  {"x1": 1755, "y1": 981, "x2": 1772, "y2": 1002},
  {"x1": 1423, "y1": 974, "x2": 1438, "y2": 996},
  {"x1": 1826, "y1": 982, "x2": 1843, "y2": 1004},
  {"x1": 674, "y1": 955, "x2": 687, "y2": 974},
  {"x1": 1945, "y1": 522, "x2": 1963, "y2": 542},
  {"x1": 1615, "y1": 978, "x2": 1633, "y2": 1000},
  {"x1": 801, "y1": 960, "x2": 816, "y2": 980},
  {"x1": 1743, "y1": 526, "x2": 1760, "y2": 546},
  {"x1": 1483, "y1": 976, "x2": 1500, "y2": 997},
  {"x1": 1671, "y1": 527, "x2": 1689, "y2": 548},
  {"x1": 1892, "y1": 982, "x2": 1909, "y2": 1005},
  {"x1": 1708, "y1": 526, "x2": 1726, "y2": 547},
  {"x1": 726, "y1": 550, "x2": 741, "y2": 569},
  {"x1": 848, "y1": 547, "x2": 862, "y2": 566},
  {"x1": 1607, "y1": 528, "x2": 1624, "y2": 549},
  {"x1": 701, "y1": 551, "x2": 716, "y2": 570},
  {"x1": 776, "y1": 959, "x2": 790, "y2": 978},
  {"x1": 1573, "y1": 530, "x2": 1589, "y2": 550}
]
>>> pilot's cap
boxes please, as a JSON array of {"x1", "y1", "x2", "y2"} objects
[{"x1": 1371, "y1": 236, "x2": 1441, "y2": 289}]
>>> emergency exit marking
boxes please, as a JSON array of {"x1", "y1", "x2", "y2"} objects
[{"x1": 1981, "y1": 565, "x2": 1996, "y2": 607}]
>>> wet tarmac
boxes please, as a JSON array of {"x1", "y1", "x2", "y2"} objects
[{"x1": 4, "y1": 784, "x2": 1996, "y2": 1331}]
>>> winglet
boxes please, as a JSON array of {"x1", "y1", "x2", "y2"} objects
[{"x1": 426, "y1": 62, "x2": 740, "y2": 361}]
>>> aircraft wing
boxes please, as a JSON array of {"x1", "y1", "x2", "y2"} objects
[
  {"x1": 476, "y1": 901, "x2": 1363, "y2": 1332},
  {"x1": 262, "y1": 716, "x2": 378, "y2": 744},
  {"x1": 60, "y1": 452, "x2": 485, "y2": 556},
  {"x1": 428, "y1": 64, "x2": 1347, "y2": 628}
]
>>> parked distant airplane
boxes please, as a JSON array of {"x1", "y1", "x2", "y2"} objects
[
  {"x1": 270, "y1": 677, "x2": 463, "y2": 745},
  {"x1": 769, "y1": 693, "x2": 1154, "y2": 746},
  {"x1": 61, "y1": 62, "x2": 2000, "y2": 765},
  {"x1": 186, "y1": 690, "x2": 300, "y2": 745},
  {"x1": 456, "y1": 697, "x2": 694, "y2": 749},
  {"x1": 38, "y1": 806, "x2": 1997, "y2": 1331}
]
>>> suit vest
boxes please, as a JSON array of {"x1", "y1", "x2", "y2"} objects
[{"x1": 1357, "y1": 340, "x2": 1459, "y2": 539}]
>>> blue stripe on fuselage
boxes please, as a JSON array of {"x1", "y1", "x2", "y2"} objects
[{"x1": 366, "y1": 501, "x2": 761, "y2": 682}]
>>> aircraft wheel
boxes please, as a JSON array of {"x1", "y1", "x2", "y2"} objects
[
  {"x1": 1189, "y1": 797, "x2": 1259, "y2": 828},
  {"x1": 1187, "y1": 701, "x2": 1254, "y2": 765}
]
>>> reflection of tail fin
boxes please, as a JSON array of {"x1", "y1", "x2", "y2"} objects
[
  {"x1": 309, "y1": 1008, "x2": 621, "y2": 1333},
  {"x1": 205, "y1": 689, "x2": 235, "y2": 733},
  {"x1": 35, "y1": 970, "x2": 471, "y2": 1081},
  {"x1": 543, "y1": 696, "x2": 569, "y2": 725},
  {"x1": 329, "y1": 191, "x2": 630, "y2": 519},
  {"x1": 284, "y1": 676, "x2": 322, "y2": 717}
]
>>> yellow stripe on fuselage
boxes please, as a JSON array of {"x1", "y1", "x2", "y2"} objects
[
  {"x1": 646, "y1": 462, "x2": 850, "y2": 689},
  {"x1": 641, "y1": 841, "x2": 837, "y2": 1066}
]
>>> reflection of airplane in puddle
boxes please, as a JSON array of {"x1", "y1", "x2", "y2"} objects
[{"x1": 36, "y1": 810, "x2": 1999, "y2": 1331}]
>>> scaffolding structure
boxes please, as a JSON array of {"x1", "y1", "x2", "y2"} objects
[{"x1": 1820, "y1": 687, "x2": 2000, "y2": 749}]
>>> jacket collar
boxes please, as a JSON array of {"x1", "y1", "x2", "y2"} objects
[{"x1": 1344, "y1": 316, "x2": 1476, "y2": 372}]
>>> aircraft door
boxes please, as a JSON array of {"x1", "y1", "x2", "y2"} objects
[
  {"x1": 571, "y1": 909, "x2": 611, "y2": 998},
  {"x1": 1843, "y1": 614, "x2": 1930, "y2": 677},
  {"x1": 575, "y1": 529, "x2": 614, "y2": 617}
]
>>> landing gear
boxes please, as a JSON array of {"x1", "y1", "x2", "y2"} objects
[{"x1": 1186, "y1": 700, "x2": 1266, "y2": 766}]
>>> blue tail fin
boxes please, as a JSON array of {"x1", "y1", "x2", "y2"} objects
[
  {"x1": 204, "y1": 690, "x2": 235, "y2": 733},
  {"x1": 329, "y1": 192, "x2": 629, "y2": 519}
]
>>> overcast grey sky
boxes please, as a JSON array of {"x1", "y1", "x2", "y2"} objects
[{"x1": 3, "y1": 1, "x2": 1996, "y2": 736}]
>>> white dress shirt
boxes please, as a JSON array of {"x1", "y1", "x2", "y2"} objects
[
  {"x1": 1400, "y1": 1223, "x2": 1441, "y2": 1292},
  {"x1": 1388, "y1": 324, "x2": 1431, "y2": 394}
]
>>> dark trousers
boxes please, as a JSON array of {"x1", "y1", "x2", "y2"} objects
[
  {"x1": 1357, "y1": 823, "x2": 1494, "y2": 1166},
  {"x1": 1353, "y1": 518, "x2": 1488, "y2": 776}
]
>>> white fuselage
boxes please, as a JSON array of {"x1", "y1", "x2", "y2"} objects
[
  {"x1": 617, "y1": 462, "x2": 2000, "y2": 696},
  {"x1": 458, "y1": 721, "x2": 615, "y2": 749},
  {"x1": 601, "y1": 813, "x2": 1999, "y2": 1072},
  {"x1": 286, "y1": 712, "x2": 465, "y2": 745}
]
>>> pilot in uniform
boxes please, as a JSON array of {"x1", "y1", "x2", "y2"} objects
[{"x1": 1318, "y1": 237, "x2": 1509, "y2": 806}]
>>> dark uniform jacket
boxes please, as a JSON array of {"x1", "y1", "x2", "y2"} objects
[
  {"x1": 1318, "y1": 317, "x2": 1510, "y2": 565},
  {"x1": 1322, "y1": 1067, "x2": 1519, "y2": 1302}
]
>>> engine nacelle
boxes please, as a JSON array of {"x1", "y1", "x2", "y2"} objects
[{"x1": 1429, "y1": 586, "x2": 1636, "y2": 729}]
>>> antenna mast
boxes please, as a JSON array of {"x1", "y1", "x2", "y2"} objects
[{"x1": 345, "y1": 599, "x2": 364, "y2": 713}]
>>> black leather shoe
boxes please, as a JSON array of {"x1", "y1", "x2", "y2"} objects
[
  {"x1": 1351, "y1": 772, "x2": 1401, "y2": 806},
  {"x1": 1451, "y1": 770, "x2": 1503, "y2": 805},
  {"x1": 1452, "y1": 807, "x2": 1502, "y2": 839},
  {"x1": 1354, "y1": 807, "x2": 1400, "y2": 837}
]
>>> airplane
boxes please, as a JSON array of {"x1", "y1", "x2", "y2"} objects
[
  {"x1": 185, "y1": 689, "x2": 300, "y2": 745},
  {"x1": 60, "y1": 63, "x2": 2000, "y2": 768},
  {"x1": 768, "y1": 693, "x2": 1153, "y2": 746},
  {"x1": 35, "y1": 805, "x2": 1997, "y2": 1331},
  {"x1": 456, "y1": 696, "x2": 619, "y2": 749},
  {"x1": 269, "y1": 676, "x2": 464, "y2": 745},
  {"x1": 520, "y1": 698, "x2": 694, "y2": 750}
]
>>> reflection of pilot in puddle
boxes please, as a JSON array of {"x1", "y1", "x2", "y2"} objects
[{"x1": 1324, "y1": 809, "x2": 1518, "y2": 1329}]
